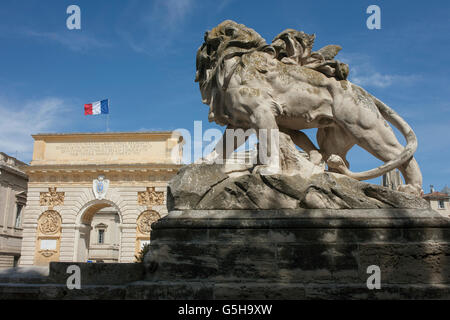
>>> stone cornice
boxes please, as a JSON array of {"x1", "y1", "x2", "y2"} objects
[
  {"x1": 0, "y1": 163, "x2": 28, "y2": 179},
  {"x1": 24, "y1": 163, "x2": 183, "y2": 183},
  {"x1": 32, "y1": 131, "x2": 182, "y2": 140},
  {"x1": 23, "y1": 163, "x2": 183, "y2": 174}
]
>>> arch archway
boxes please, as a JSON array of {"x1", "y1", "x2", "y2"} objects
[{"x1": 74, "y1": 199, "x2": 123, "y2": 263}]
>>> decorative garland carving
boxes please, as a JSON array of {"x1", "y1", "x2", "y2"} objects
[
  {"x1": 137, "y1": 210, "x2": 160, "y2": 234},
  {"x1": 39, "y1": 250, "x2": 57, "y2": 258},
  {"x1": 40, "y1": 187, "x2": 65, "y2": 207},
  {"x1": 38, "y1": 210, "x2": 62, "y2": 235},
  {"x1": 138, "y1": 187, "x2": 165, "y2": 207}
]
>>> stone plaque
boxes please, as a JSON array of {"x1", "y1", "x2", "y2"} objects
[{"x1": 40, "y1": 239, "x2": 57, "y2": 250}]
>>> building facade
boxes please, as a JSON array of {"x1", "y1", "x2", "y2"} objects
[
  {"x1": 0, "y1": 153, "x2": 28, "y2": 267},
  {"x1": 19, "y1": 132, "x2": 183, "y2": 266},
  {"x1": 423, "y1": 186, "x2": 450, "y2": 217}
]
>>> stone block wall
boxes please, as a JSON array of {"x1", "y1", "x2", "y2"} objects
[{"x1": 143, "y1": 208, "x2": 450, "y2": 299}]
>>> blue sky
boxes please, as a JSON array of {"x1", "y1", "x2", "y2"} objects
[{"x1": 0, "y1": 0, "x2": 448, "y2": 191}]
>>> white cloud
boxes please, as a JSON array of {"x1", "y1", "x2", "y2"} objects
[
  {"x1": 0, "y1": 16, "x2": 112, "y2": 53},
  {"x1": 160, "y1": 0, "x2": 195, "y2": 29},
  {"x1": 350, "y1": 71, "x2": 419, "y2": 89},
  {"x1": 217, "y1": 0, "x2": 235, "y2": 12},
  {"x1": 117, "y1": 0, "x2": 196, "y2": 54},
  {"x1": 0, "y1": 97, "x2": 71, "y2": 161},
  {"x1": 340, "y1": 54, "x2": 420, "y2": 88},
  {"x1": 22, "y1": 29, "x2": 112, "y2": 52}
]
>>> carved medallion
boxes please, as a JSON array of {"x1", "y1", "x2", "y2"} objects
[
  {"x1": 40, "y1": 187, "x2": 65, "y2": 207},
  {"x1": 93, "y1": 175, "x2": 109, "y2": 200},
  {"x1": 38, "y1": 210, "x2": 61, "y2": 235},
  {"x1": 137, "y1": 210, "x2": 160, "y2": 234},
  {"x1": 138, "y1": 187, "x2": 165, "y2": 207}
]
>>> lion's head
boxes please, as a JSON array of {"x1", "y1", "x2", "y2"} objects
[{"x1": 195, "y1": 20, "x2": 267, "y2": 86}]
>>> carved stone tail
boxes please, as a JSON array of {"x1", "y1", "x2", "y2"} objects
[{"x1": 328, "y1": 95, "x2": 418, "y2": 182}]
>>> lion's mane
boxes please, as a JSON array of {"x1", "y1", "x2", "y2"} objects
[{"x1": 195, "y1": 20, "x2": 267, "y2": 91}]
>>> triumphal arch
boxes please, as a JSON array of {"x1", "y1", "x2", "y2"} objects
[{"x1": 19, "y1": 131, "x2": 183, "y2": 266}]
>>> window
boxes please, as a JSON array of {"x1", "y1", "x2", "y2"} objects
[
  {"x1": 438, "y1": 200, "x2": 445, "y2": 209},
  {"x1": 15, "y1": 204, "x2": 23, "y2": 228},
  {"x1": 98, "y1": 229, "x2": 105, "y2": 244}
]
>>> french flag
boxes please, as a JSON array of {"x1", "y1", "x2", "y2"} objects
[{"x1": 84, "y1": 99, "x2": 109, "y2": 115}]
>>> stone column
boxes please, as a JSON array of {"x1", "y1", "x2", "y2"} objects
[
  {"x1": 119, "y1": 224, "x2": 137, "y2": 262},
  {"x1": 59, "y1": 224, "x2": 77, "y2": 262}
]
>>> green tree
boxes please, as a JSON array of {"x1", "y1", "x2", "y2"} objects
[{"x1": 135, "y1": 243, "x2": 151, "y2": 263}]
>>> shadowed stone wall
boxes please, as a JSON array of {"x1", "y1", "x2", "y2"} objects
[
  {"x1": 0, "y1": 208, "x2": 449, "y2": 299},
  {"x1": 141, "y1": 208, "x2": 450, "y2": 299}
]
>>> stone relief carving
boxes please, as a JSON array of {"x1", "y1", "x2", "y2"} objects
[
  {"x1": 137, "y1": 210, "x2": 161, "y2": 234},
  {"x1": 40, "y1": 187, "x2": 65, "y2": 207},
  {"x1": 195, "y1": 20, "x2": 423, "y2": 195},
  {"x1": 93, "y1": 175, "x2": 109, "y2": 200},
  {"x1": 138, "y1": 187, "x2": 165, "y2": 207},
  {"x1": 39, "y1": 250, "x2": 57, "y2": 258},
  {"x1": 38, "y1": 210, "x2": 62, "y2": 235}
]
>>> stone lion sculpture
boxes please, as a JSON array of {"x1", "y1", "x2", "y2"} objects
[{"x1": 195, "y1": 20, "x2": 423, "y2": 195}]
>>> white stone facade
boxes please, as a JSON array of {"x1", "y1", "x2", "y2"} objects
[
  {"x1": 19, "y1": 132, "x2": 183, "y2": 266},
  {"x1": 0, "y1": 153, "x2": 28, "y2": 268},
  {"x1": 423, "y1": 187, "x2": 450, "y2": 218},
  {"x1": 20, "y1": 182, "x2": 172, "y2": 265}
]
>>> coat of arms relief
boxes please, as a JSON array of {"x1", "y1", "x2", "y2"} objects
[{"x1": 93, "y1": 175, "x2": 110, "y2": 200}]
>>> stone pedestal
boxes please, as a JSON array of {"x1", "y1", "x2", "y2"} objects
[
  {"x1": 141, "y1": 208, "x2": 450, "y2": 299},
  {"x1": 1, "y1": 208, "x2": 449, "y2": 299}
]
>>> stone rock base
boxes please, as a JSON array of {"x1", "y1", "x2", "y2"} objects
[{"x1": 167, "y1": 164, "x2": 429, "y2": 210}]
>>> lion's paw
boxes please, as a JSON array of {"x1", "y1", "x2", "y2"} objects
[
  {"x1": 309, "y1": 150, "x2": 323, "y2": 166},
  {"x1": 326, "y1": 154, "x2": 346, "y2": 172},
  {"x1": 397, "y1": 184, "x2": 423, "y2": 197}
]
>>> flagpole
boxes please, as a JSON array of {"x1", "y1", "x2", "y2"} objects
[{"x1": 106, "y1": 99, "x2": 110, "y2": 132}]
